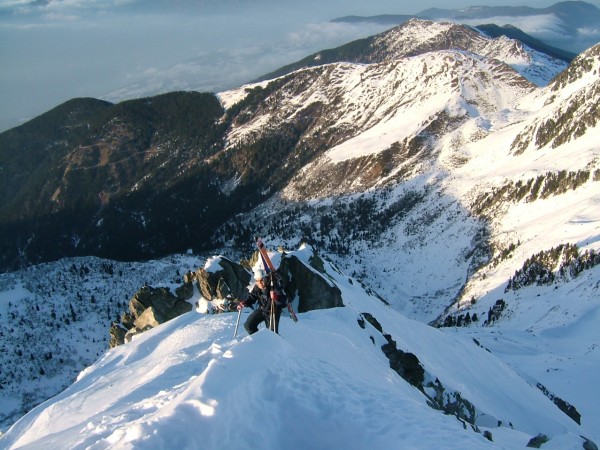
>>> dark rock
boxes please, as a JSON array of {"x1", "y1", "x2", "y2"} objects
[
  {"x1": 526, "y1": 434, "x2": 549, "y2": 448},
  {"x1": 360, "y1": 313, "x2": 424, "y2": 389},
  {"x1": 128, "y1": 285, "x2": 192, "y2": 322},
  {"x1": 109, "y1": 285, "x2": 193, "y2": 347},
  {"x1": 382, "y1": 338, "x2": 425, "y2": 389},
  {"x1": 536, "y1": 382, "x2": 581, "y2": 424},
  {"x1": 279, "y1": 252, "x2": 344, "y2": 312},
  {"x1": 175, "y1": 282, "x2": 194, "y2": 301},
  {"x1": 120, "y1": 312, "x2": 135, "y2": 330},
  {"x1": 195, "y1": 256, "x2": 251, "y2": 300},
  {"x1": 360, "y1": 312, "x2": 478, "y2": 428},
  {"x1": 109, "y1": 323, "x2": 127, "y2": 348},
  {"x1": 425, "y1": 379, "x2": 477, "y2": 426}
]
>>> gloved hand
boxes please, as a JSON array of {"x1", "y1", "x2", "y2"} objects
[
  {"x1": 270, "y1": 290, "x2": 282, "y2": 305},
  {"x1": 237, "y1": 301, "x2": 245, "y2": 311}
]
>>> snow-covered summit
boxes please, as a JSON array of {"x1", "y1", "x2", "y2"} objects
[
  {"x1": 374, "y1": 18, "x2": 565, "y2": 86},
  {"x1": 222, "y1": 47, "x2": 534, "y2": 202},
  {"x1": 257, "y1": 18, "x2": 568, "y2": 88}
]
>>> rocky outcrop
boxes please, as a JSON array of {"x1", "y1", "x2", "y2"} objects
[
  {"x1": 109, "y1": 248, "x2": 345, "y2": 347},
  {"x1": 278, "y1": 252, "x2": 344, "y2": 312},
  {"x1": 109, "y1": 257, "x2": 254, "y2": 347},
  {"x1": 175, "y1": 280, "x2": 194, "y2": 301},
  {"x1": 109, "y1": 323, "x2": 127, "y2": 349},
  {"x1": 130, "y1": 286, "x2": 191, "y2": 322},
  {"x1": 358, "y1": 312, "x2": 479, "y2": 431},
  {"x1": 193, "y1": 251, "x2": 343, "y2": 312},
  {"x1": 195, "y1": 256, "x2": 251, "y2": 300},
  {"x1": 109, "y1": 285, "x2": 192, "y2": 348}
]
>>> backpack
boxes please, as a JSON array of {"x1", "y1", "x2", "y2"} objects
[{"x1": 269, "y1": 273, "x2": 289, "y2": 306}]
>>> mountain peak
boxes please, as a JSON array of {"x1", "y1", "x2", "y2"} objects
[
  {"x1": 332, "y1": 1, "x2": 599, "y2": 53},
  {"x1": 257, "y1": 18, "x2": 567, "y2": 88}
]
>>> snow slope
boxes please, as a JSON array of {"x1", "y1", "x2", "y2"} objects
[
  {"x1": 0, "y1": 246, "x2": 595, "y2": 450},
  {"x1": 0, "y1": 254, "x2": 201, "y2": 434}
]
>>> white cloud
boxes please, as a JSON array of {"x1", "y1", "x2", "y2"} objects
[
  {"x1": 1, "y1": 0, "x2": 137, "y2": 19},
  {"x1": 287, "y1": 21, "x2": 389, "y2": 48},
  {"x1": 436, "y1": 13, "x2": 599, "y2": 53},
  {"x1": 42, "y1": 11, "x2": 78, "y2": 20}
]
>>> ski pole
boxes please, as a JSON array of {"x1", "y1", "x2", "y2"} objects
[{"x1": 234, "y1": 306, "x2": 242, "y2": 338}]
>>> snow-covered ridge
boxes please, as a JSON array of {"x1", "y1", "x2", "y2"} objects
[
  {"x1": 218, "y1": 21, "x2": 573, "y2": 203},
  {"x1": 220, "y1": 18, "x2": 567, "y2": 114},
  {"x1": 271, "y1": 51, "x2": 531, "y2": 200},
  {"x1": 219, "y1": 49, "x2": 534, "y2": 202},
  {"x1": 1, "y1": 245, "x2": 597, "y2": 449},
  {"x1": 353, "y1": 18, "x2": 567, "y2": 86}
]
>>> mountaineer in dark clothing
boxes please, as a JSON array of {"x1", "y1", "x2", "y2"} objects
[{"x1": 238, "y1": 267, "x2": 287, "y2": 335}]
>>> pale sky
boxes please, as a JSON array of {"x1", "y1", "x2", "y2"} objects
[{"x1": 1, "y1": 0, "x2": 599, "y2": 131}]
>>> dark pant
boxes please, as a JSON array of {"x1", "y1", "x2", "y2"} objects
[{"x1": 244, "y1": 307, "x2": 282, "y2": 335}]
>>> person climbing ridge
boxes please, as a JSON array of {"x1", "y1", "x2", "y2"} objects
[{"x1": 238, "y1": 267, "x2": 287, "y2": 335}]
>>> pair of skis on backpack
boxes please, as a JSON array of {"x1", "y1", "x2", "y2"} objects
[{"x1": 255, "y1": 236, "x2": 298, "y2": 323}]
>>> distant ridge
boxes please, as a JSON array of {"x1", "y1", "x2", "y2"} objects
[
  {"x1": 475, "y1": 24, "x2": 577, "y2": 62},
  {"x1": 332, "y1": 14, "x2": 414, "y2": 25},
  {"x1": 255, "y1": 19, "x2": 570, "y2": 84},
  {"x1": 330, "y1": 19, "x2": 576, "y2": 63},
  {"x1": 332, "y1": 1, "x2": 599, "y2": 54},
  {"x1": 333, "y1": 1, "x2": 600, "y2": 28}
]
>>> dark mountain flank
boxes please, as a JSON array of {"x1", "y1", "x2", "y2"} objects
[
  {"x1": 0, "y1": 90, "x2": 292, "y2": 270},
  {"x1": 0, "y1": 85, "x2": 334, "y2": 271},
  {"x1": 0, "y1": 92, "x2": 226, "y2": 269}
]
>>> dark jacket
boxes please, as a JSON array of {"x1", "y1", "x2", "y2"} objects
[{"x1": 244, "y1": 274, "x2": 287, "y2": 314}]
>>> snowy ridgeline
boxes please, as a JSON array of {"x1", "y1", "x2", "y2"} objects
[
  {"x1": 0, "y1": 254, "x2": 202, "y2": 434},
  {"x1": 0, "y1": 245, "x2": 599, "y2": 449}
]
